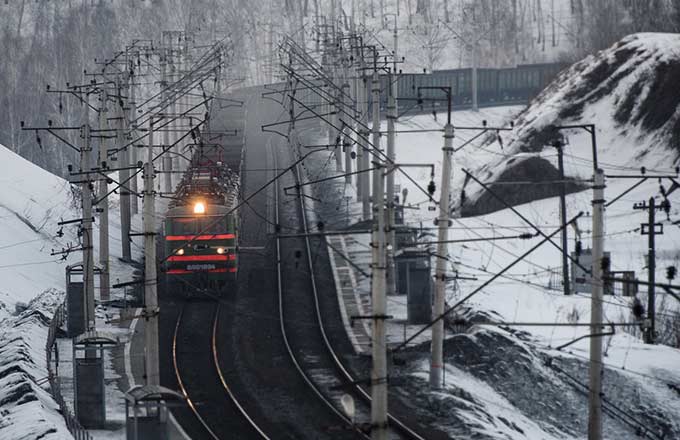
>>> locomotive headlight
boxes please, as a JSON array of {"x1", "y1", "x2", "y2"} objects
[
  {"x1": 176, "y1": 248, "x2": 185, "y2": 255},
  {"x1": 193, "y1": 201, "x2": 206, "y2": 214},
  {"x1": 216, "y1": 247, "x2": 225, "y2": 254}
]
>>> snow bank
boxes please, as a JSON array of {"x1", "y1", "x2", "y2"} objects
[
  {"x1": 0, "y1": 142, "x2": 141, "y2": 439},
  {"x1": 462, "y1": 33, "x2": 680, "y2": 215},
  {"x1": 0, "y1": 289, "x2": 72, "y2": 440},
  {"x1": 0, "y1": 144, "x2": 79, "y2": 316},
  {"x1": 304, "y1": 75, "x2": 680, "y2": 436}
]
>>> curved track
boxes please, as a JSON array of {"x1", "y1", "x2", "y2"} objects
[
  {"x1": 274, "y1": 137, "x2": 427, "y2": 439},
  {"x1": 165, "y1": 87, "x2": 433, "y2": 439},
  {"x1": 272, "y1": 143, "x2": 371, "y2": 438},
  {"x1": 172, "y1": 300, "x2": 270, "y2": 440}
]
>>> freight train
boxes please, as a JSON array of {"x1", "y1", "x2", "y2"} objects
[
  {"x1": 390, "y1": 62, "x2": 566, "y2": 108},
  {"x1": 162, "y1": 141, "x2": 240, "y2": 292},
  {"x1": 299, "y1": 62, "x2": 566, "y2": 110}
]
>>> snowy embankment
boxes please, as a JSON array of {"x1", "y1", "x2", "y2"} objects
[
  {"x1": 0, "y1": 144, "x2": 140, "y2": 439},
  {"x1": 0, "y1": 144, "x2": 79, "y2": 439},
  {"x1": 307, "y1": 33, "x2": 680, "y2": 439},
  {"x1": 462, "y1": 32, "x2": 680, "y2": 215},
  {"x1": 0, "y1": 290, "x2": 72, "y2": 440}
]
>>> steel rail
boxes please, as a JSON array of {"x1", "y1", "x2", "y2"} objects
[
  {"x1": 272, "y1": 140, "x2": 372, "y2": 439},
  {"x1": 288, "y1": 139, "x2": 427, "y2": 440},
  {"x1": 172, "y1": 304, "x2": 221, "y2": 440},
  {"x1": 212, "y1": 303, "x2": 272, "y2": 439},
  {"x1": 173, "y1": 302, "x2": 270, "y2": 439}
]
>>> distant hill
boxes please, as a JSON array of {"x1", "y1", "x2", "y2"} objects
[{"x1": 461, "y1": 33, "x2": 680, "y2": 216}]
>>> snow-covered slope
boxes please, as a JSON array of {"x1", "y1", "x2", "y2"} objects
[
  {"x1": 0, "y1": 143, "x2": 141, "y2": 439},
  {"x1": 0, "y1": 145, "x2": 80, "y2": 317},
  {"x1": 0, "y1": 291, "x2": 73, "y2": 440},
  {"x1": 303, "y1": 34, "x2": 680, "y2": 438},
  {"x1": 462, "y1": 33, "x2": 680, "y2": 216}
]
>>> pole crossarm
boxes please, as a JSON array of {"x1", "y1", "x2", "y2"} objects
[
  {"x1": 462, "y1": 169, "x2": 593, "y2": 277},
  {"x1": 421, "y1": 232, "x2": 537, "y2": 245},
  {"x1": 392, "y1": 211, "x2": 584, "y2": 353},
  {"x1": 94, "y1": 116, "x2": 208, "y2": 206},
  {"x1": 287, "y1": 93, "x2": 437, "y2": 204}
]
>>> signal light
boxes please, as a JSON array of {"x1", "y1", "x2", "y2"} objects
[
  {"x1": 176, "y1": 248, "x2": 185, "y2": 255},
  {"x1": 193, "y1": 202, "x2": 206, "y2": 214},
  {"x1": 216, "y1": 247, "x2": 225, "y2": 254}
]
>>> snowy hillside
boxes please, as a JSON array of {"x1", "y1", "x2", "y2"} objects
[
  {"x1": 0, "y1": 145, "x2": 80, "y2": 316},
  {"x1": 303, "y1": 33, "x2": 680, "y2": 439},
  {"x1": 0, "y1": 143, "x2": 140, "y2": 439},
  {"x1": 462, "y1": 32, "x2": 680, "y2": 216}
]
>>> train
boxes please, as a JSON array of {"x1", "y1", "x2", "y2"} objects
[
  {"x1": 391, "y1": 62, "x2": 566, "y2": 108},
  {"x1": 299, "y1": 62, "x2": 566, "y2": 111},
  {"x1": 162, "y1": 141, "x2": 240, "y2": 292}
]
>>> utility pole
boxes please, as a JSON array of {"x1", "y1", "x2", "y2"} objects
[
  {"x1": 171, "y1": 44, "x2": 180, "y2": 191},
  {"x1": 321, "y1": 18, "x2": 329, "y2": 130},
  {"x1": 369, "y1": 87, "x2": 388, "y2": 440},
  {"x1": 647, "y1": 197, "x2": 656, "y2": 345},
  {"x1": 161, "y1": 43, "x2": 173, "y2": 195},
  {"x1": 330, "y1": 32, "x2": 343, "y2": 172},
  {"x1": 143, "y1": 117, "x2": 160, "y2": 385},
  {"x1": 97, "y1": 89, "x2": 111, "y2": 301},
  {"x1": 385, "y1": 15, "x2": 399, "y2": 297},
  {"x1": 371, "y1": 68, "x2": 381, "y2": 208},
  {"x1": 430, "y1": 104, "x2": 454, "y2": 389},
  {"x1": 181, "y1": 33, "x2": 192, "y2": 179},
  {"x1": 635, "y1": 197, "x2": 663, "y2": 344},
  {"x1": 385, "y1": 71, "x2": 397, "y2": 297},
  {"x1": 588, "y1": 168, "x2": 605, "y2": 440},
  {"x1": 342, "y1": 69, "x2": 353, "y2": 184},
  {"x1": 354, "y1": 47, "x2": 361, "y2": 191},
  {"x1": 117, "y1": 77, "x2": 132, "y2": 261},
  {"x1": 555, "y1": 140, "x2": 570, "y2": 295},
  {"x1": 359, "y1": 56, "x2": 371, "y2": 220},
  {"x1": 268, "y1": 21, "x2": 275, "y2": 83},
  {"x1": 129, "y1": 69, "x2": 139, "y2": 215},
  {"x1": 81, "y1": 120, "x2": 96, "y2": 332},
  {"x1": 392, "y1": 20, "x2": 399, "y2": 117}
]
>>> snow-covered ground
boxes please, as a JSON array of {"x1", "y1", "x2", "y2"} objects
[
  {"x1": 0, "y1": 143, "x2": 144, "y2": 439},
  {"x1": 304, "y1": 35, "x2": 680, "y2": 438},
  {"x1": 0, "y1": 290, "x2": 73, "y2": 440}
]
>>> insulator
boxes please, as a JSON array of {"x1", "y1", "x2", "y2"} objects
[
  {"x1": 601, "y1": 255, "x2": 610, "y2": 271},
  {"x1": 667, "y1": 266, "x2": 677, "y2": 281},
  {"x1": 632, "y1": 297, "x2": 645, "y2": 319},
  {"x1": 427, "y1": 180, "x2": 436, "y2": 196}
]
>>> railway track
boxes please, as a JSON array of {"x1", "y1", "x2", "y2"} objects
[
  {"x1": 167, "y1": 91, "x2": 428, "y2": 439},
  {"x1": 271, "y1": 142, "x2": 370, "y2": 439},
  {"x1": 273, "y1": 139, "x2": 427, "y2": 440},
  {"x1": 172, "y1": 299, "x2": 270, "y2": 440}
]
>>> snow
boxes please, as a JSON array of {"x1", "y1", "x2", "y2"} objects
[
  {"x1": 1, "y1": 24, "x2": 679, "y2": 440},
  {"x1": 0, "y1": 143, "x2": 143, "y2": 439},
  {"x1": 55, "y1": 315, "x2": 131, "y2": 440},
  {"x1": 0, "y1": 290, "x2": 72, "y2": 440},
  {"x1": 0, "y1": 145, "x2": 79, "y2": 315},
  {"x1": 412, "y1": 359, "x2": 572, "y2": 440},
  {"x1": 464, "y1": 33, "x2": 680, "y2": 206},
  {"x1": 307, "y1": 32, "x2": 680, "y2": 438}
]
